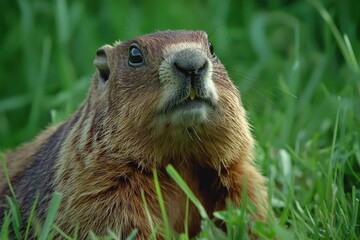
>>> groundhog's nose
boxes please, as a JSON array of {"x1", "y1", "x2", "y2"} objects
[{"x1": 173, "y1": 49, "x2": 208, "y2": 78}]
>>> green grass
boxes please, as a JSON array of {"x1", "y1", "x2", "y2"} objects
[{"x1": 1, "y1": 0, "x2": 359, "y2": 239}]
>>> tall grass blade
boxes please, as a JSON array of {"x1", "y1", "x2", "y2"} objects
[
  {"x1": 153, "y1": 169, "x2": 171, "y2": 239},
  {"x1": 24, "y1": 194, "x2": 39, "y2": 240},
  {"x1": 1, "y1": 153, "x2": 16, "y2": 200},
  {"x1": 125, "y1": 228, "x2": 139, "y2": 240},
  {"x1": 184, "y1": 197, "x2": 189, "y2": 238},
  {"x1": 351, "y1": 186, "x2": 359, "y2": 235},
  {"x1": 308, "y1": 0, "x2": 360, "y2": 74},
  {"x1": 140, "y1": 189, "x2": 156, "y2": 239},
  {"x1": 38, "y1": 192, "x2": 62, "y2": 240},
  {"x1": 52, "y1": 225, "x2": 73, "y2": 240},
  {"x1": 166, "y1": 164, "x2": 208, "y2": 219},
  {"x1": 0, "y1": 213, "x2": 11, "y2": 239},
  {"x1": 6, "y1": 196, "x2": 22, "y2": 240}
]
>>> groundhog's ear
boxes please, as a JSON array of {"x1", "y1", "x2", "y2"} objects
[{"x1": 94, "y1": 44, "x2": 112, "y2": 82}]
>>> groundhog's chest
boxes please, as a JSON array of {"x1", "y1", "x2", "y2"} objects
[{"x1": 56, "y1": 161, "x2": 225, "y2": 236}]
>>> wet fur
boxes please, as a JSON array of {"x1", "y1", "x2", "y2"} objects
[{"x1": 0, "y1": 30, "x2": 270, "y2": 239}]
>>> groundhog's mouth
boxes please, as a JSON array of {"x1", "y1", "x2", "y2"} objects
[
  {"x1": 162, "y1": 97, "x2": 215, "y2": 114},
  {"x1": 157, "y1": 97, "x2": 215, "y2": 127}
]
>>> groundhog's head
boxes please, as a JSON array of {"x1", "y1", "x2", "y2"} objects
[{"x1": 90, "y1": 30, "x2": 252, "y2": 166}]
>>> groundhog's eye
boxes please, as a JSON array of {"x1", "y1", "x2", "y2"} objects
[
  {"x1": 128, "y1": 44, "x2": 144, "y2": 67},
  {"x1": 209, "y1": 41, "x2": 216, "y2": 58}
]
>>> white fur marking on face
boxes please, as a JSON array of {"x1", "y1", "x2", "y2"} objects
[{"x1": 162, "y1": 42, "x2": 204, "y2": 59}]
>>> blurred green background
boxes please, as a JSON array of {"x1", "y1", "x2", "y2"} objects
[{"x1": 1, "y1": 0, "x2": 360, "y2": 238}]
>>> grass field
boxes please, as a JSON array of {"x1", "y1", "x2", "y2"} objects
[{"x1": 0, "y1": 0, "x2": 359, "y2": 239}]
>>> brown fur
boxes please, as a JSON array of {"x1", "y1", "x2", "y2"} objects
[
  {"x1": 0, "y1": 30, "x2": 271, "y2": 239},
  {"x1": 0, "y1": 124, "x2": 60, "y2": 195}
]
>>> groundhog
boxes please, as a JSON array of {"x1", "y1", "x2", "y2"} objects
[{"x1": 0, "y1": 30, "x2": 270, "y2": 239}]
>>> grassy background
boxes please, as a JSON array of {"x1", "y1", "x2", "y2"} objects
[{"x1": 0, "y1": 0, "x2": 359, "y2": 239}]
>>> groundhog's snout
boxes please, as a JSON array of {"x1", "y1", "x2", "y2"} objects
[
  {"x1": 172, "y1": 49, "x2": 208, "y2": 80},
  {"x1": 172, "y1": 49, "x2": 210, "y2": 101},
  {"x1": 157, "y1": 45, "x2": 219, "y2": 127}
]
